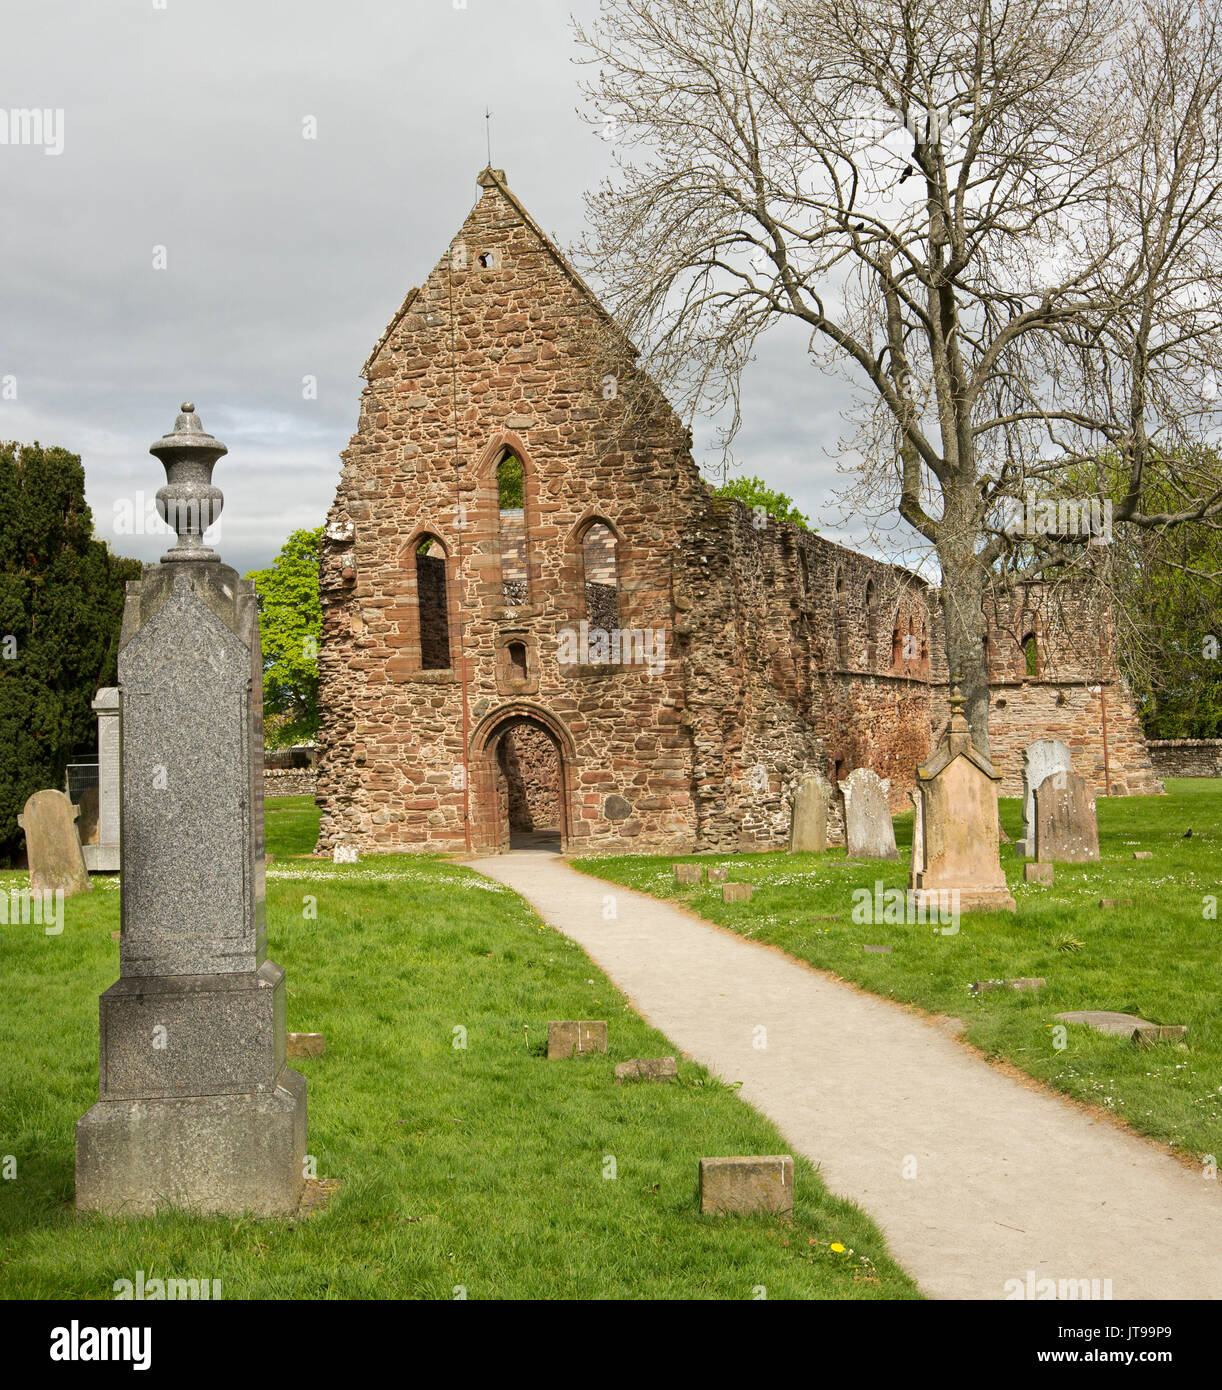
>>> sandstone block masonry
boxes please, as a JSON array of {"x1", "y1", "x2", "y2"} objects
[{"x1": 313, "y1": 169, "x2": 1161, "y2": 857}]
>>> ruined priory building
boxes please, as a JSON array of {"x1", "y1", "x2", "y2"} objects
[{"x1": 314, "y1": 169, "x2": 1160, "y2": 857}]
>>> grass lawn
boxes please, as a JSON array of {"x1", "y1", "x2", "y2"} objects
[
  {"x1": 574, "y1": 779, "x2": 1222, "y2": 1164},
  {"x1": 0, "y1": 796, "x2": 918, "y2": 1300}
]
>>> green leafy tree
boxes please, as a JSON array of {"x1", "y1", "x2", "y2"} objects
[
  {"x1": 246, "y1": 527, "x2": 322, "y2": 748},
  {"x1": 712, "y1": 475, "x2": 812, "y2": 531},
  {"x1": 0, "y1": 442, "x2": 141, "y2": 864}
]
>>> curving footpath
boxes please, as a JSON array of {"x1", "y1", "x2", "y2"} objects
[{"x1": 469, "y1": 849, "x2": 1222, "y2": 1300}]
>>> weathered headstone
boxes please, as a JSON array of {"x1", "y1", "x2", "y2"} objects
[
  {"x1": 1024, "y1": 862, "x2": 1054, "y2": 884},
  {"x1": 699, "y1": 1156, "x2": 793, "y2": 1221},
  {"x1": 1056, "y1": 1010, "x2": 1187, "y2": 1046},
  {"x1": 722, "y1": 882, "x2": 753, "y2": 903},
  {"x1": 614, "y1": 1057, "x2": 677, "y2": 1083},
  {"x1": 788, "y1": 772, "x2": 831, "y2": 853},
  {"x1": 707, "y1": 865, "x2": 728, "y2": 883},
  {"x1": 839, "y1": 768, "x2": 898, "y2": 860},
  {"x1": 908, "y1": 685, "x2": 1016, "y2": 913},
  {"x1": 1017, "y1": 739, "x2": 1072, "y2": 856},
  {"x1": 1035, "y1": 769, "x2": 1099, "y2": 863},
  {"x1": 673, "y1": 862, "x2": 703, "y2": 885},
  {"x1": 18, "y1": 790, "x2": 91, "y2": 898},
  {"x1": 969, "y1": 977, "x2": 1046, "y2": 994},
  {"x1": 547, "y1": 1020, "x2": 607, "y2": 1059},
  {"x1": 286, "y1": 1033, "x2": 326, "y2": 1058},
  {"x1": 75, "y1": 404, "x2": 307, "y2": 1217},
  {"x1": 862, "y1": 944, "x2": 893, "y2": 954},
  {"x1": 83, "y1": 687, "x2": 121, "y2": 871}
]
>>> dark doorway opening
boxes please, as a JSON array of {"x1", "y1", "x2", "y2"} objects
[{"x1": 494, "y1": 720, "x2": 563, "y2": 851}]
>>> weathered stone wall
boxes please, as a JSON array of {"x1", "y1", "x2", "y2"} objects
[
  {"x1": 314, "y1": 169, "x2": 1162, "y2": 858},
  {"x1": 264, "y1": 768, "x2": 317, "y2": 798},
  {"x1": 315, "y1": 169, "x2": 703, "y2": 857},
  {"x1": 927, "y1": 584, "x2": 1163, "y2": 797},
  {"x1": 1147, "y1": 740, "x2": 1222, "y2": 778},
  {"x1": 501, "y1": 723, "x2": 562, "y2": 830}
]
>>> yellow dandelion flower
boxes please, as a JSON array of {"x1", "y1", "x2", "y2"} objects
[{"x1": 830, "y1": 1242, "x2": 846, "y2": 1254}]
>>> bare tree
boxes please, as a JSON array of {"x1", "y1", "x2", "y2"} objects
[{"x1": 575, "y1": 0, "x2": 1222, "y2": 750}]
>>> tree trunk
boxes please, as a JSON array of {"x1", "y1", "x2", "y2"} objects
[{"x1": 937, "y1": 539, "x2": 991, "y2": 756}]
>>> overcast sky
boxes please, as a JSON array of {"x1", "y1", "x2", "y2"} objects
[{"x1": 1, "y1": 0, "x2": 884, "y2": 577}]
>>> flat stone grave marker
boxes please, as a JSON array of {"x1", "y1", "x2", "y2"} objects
[
  {"x1": 547, "y1": 1020, "x2": 607, "y2": 1059},
  {"x1": 673, "y1": 863, "x2": 703, "y2": 885},
  {"x1": 707, "y1": 866, "x2": 728, "y2": 883},
  {"x1": 970, "y1": 977, "x2": 1046, "y2": 994},
  {"x1": 789, "y1": 772, "x2": 831, "y2": 853},
  {"x1": 699, "y1": 1156, "x2": 793, "y2": 1221},
  {"x1": 863, "y1": 944, "x2": 893, "y2": 954},
  {"x1": 614, "y1": 1057, "x2": 677, "y2": 1083},
  {"x1": 839, "y1": 768, "x2": 898, "y2": 860},
  {"x1": 722, "y1": 882, "x2": 753, "y2": 903},
  {"x1": 18, "y1": 789, "x2": 91, "y2": 898},
  {"x1": 286, "y1": 1033, "x2": 325, "y2": 1058},
  {"x1": 1024, "y1": 862, "x2": 1054, "y2": 884},
  {"x1": 1018, "y1": 739, "x2": 1072, "y2": 856},
  {"x1": 1035, "y1": 768, "x2": 1099, "y2": 863},
  {"x1": 1100, "y1": 898, "x2": 1133, "y2": 909},
  {"x1": 1133, "y1": 851, "x2": 1153, "y2": 860},
  {"x1": 1056, "y1": 1010, "x2": 1187, "y2": 1046}
]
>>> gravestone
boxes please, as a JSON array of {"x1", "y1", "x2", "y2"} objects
[
  {"x1": 1035, "y1": 769, "x2": 1099, "y2": 862},
  {"x1": 1017, "y1": 739, "x2": 1072, "y2": 856},
  {"x1": 1024, "y1": 862, "x2": 1054, "y2": 884},
  {"x1": 908, "y1": 684, "x2": 1016, "y2": 913},
  {"x1": 75, "y1": 404, "x2": 307, "y2": 1217},
  {"x1": 788, "y1": 772, "x2": 831, "y2": 853},
  {"x1": 1056, "y1": 1010, "x2": 1186, "y2": 1046},
  {"x1": 83, "y1": 688, "x2": 121, "y2": 871},
  {"x1": 614, "y1": 1057, "x2": 677, "y2": 1083},
  {"x1": 18, "y1": 790, "x2": 91, "y2": 898},
  {"x1": 699, "y1": 1156, "x2": 793, "y2": 1221},
  {"x1": 839, "y1": 768, "x2": 898, "y2": 860},
  {"x1": 673, "y1": 863, "x2": 703, "y2": 885},
  {"x1": 547, "y1": 1020, "x2": 607, "y2": 1059},
  {"x1": 722, "y1": 882, "x2": 753, "y2": 903}
]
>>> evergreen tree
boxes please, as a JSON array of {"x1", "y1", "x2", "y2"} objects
[{"x1": 0, "y1": 442, "x2": 141, "y2": 864}]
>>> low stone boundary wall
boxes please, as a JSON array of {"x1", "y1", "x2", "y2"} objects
[
  {"x1": 264, "y1": 768, "x2": 318, "y2": 797},
  {"x1": 1147, "y1": 739, "x2": 1222, "y2": 779}
]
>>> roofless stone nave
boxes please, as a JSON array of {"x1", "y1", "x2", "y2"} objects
[{"x1": 314, "y1": 170, "x2": 1160, "y2": 858}]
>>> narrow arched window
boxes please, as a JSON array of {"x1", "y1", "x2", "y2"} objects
[
  {"x1": 864, "y1": 580, "x2": 877, "y2": 668},
  {"x1": 834, "y1": 570, "x2": 848, "y2": 667},
  {"x1": 581, "y1": 521, "x2": 618, "y2": 632},
  {"x1": 1023, "y1": 632, "x2": 1039, "y2": 678},
  {"x1": 415, "y1": 536, "x2": 450, "y2": 670},
  {"x1": 497, "y1": 453, "x2": 527, "y2": 605},
  {"x1": 891, "y1": 621, "x2": 903, "y2": 670}
]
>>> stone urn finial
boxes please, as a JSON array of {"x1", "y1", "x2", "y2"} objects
[
  {"x1": 947, "y1": 674, "x2": 973, "y2": 752},
  {"x1": 150, "y1": 402, "x2": 228, "y2": 563}
]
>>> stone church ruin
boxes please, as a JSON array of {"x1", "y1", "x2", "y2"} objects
[{"x1": 314, "y1": 169, "x2": 1160, "y2": 857}]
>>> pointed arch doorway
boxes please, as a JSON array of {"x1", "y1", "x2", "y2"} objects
[{"x1": 470, "y1": 705, "x2": 574, "y2": 853}]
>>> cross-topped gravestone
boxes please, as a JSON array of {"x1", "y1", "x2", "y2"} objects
[
  {"x1": 75, "y1": 404, "x2": 307, "y2": 1216},
  {"x1": 839, "y1": 768, "x2": 898, "y2": 859}
]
